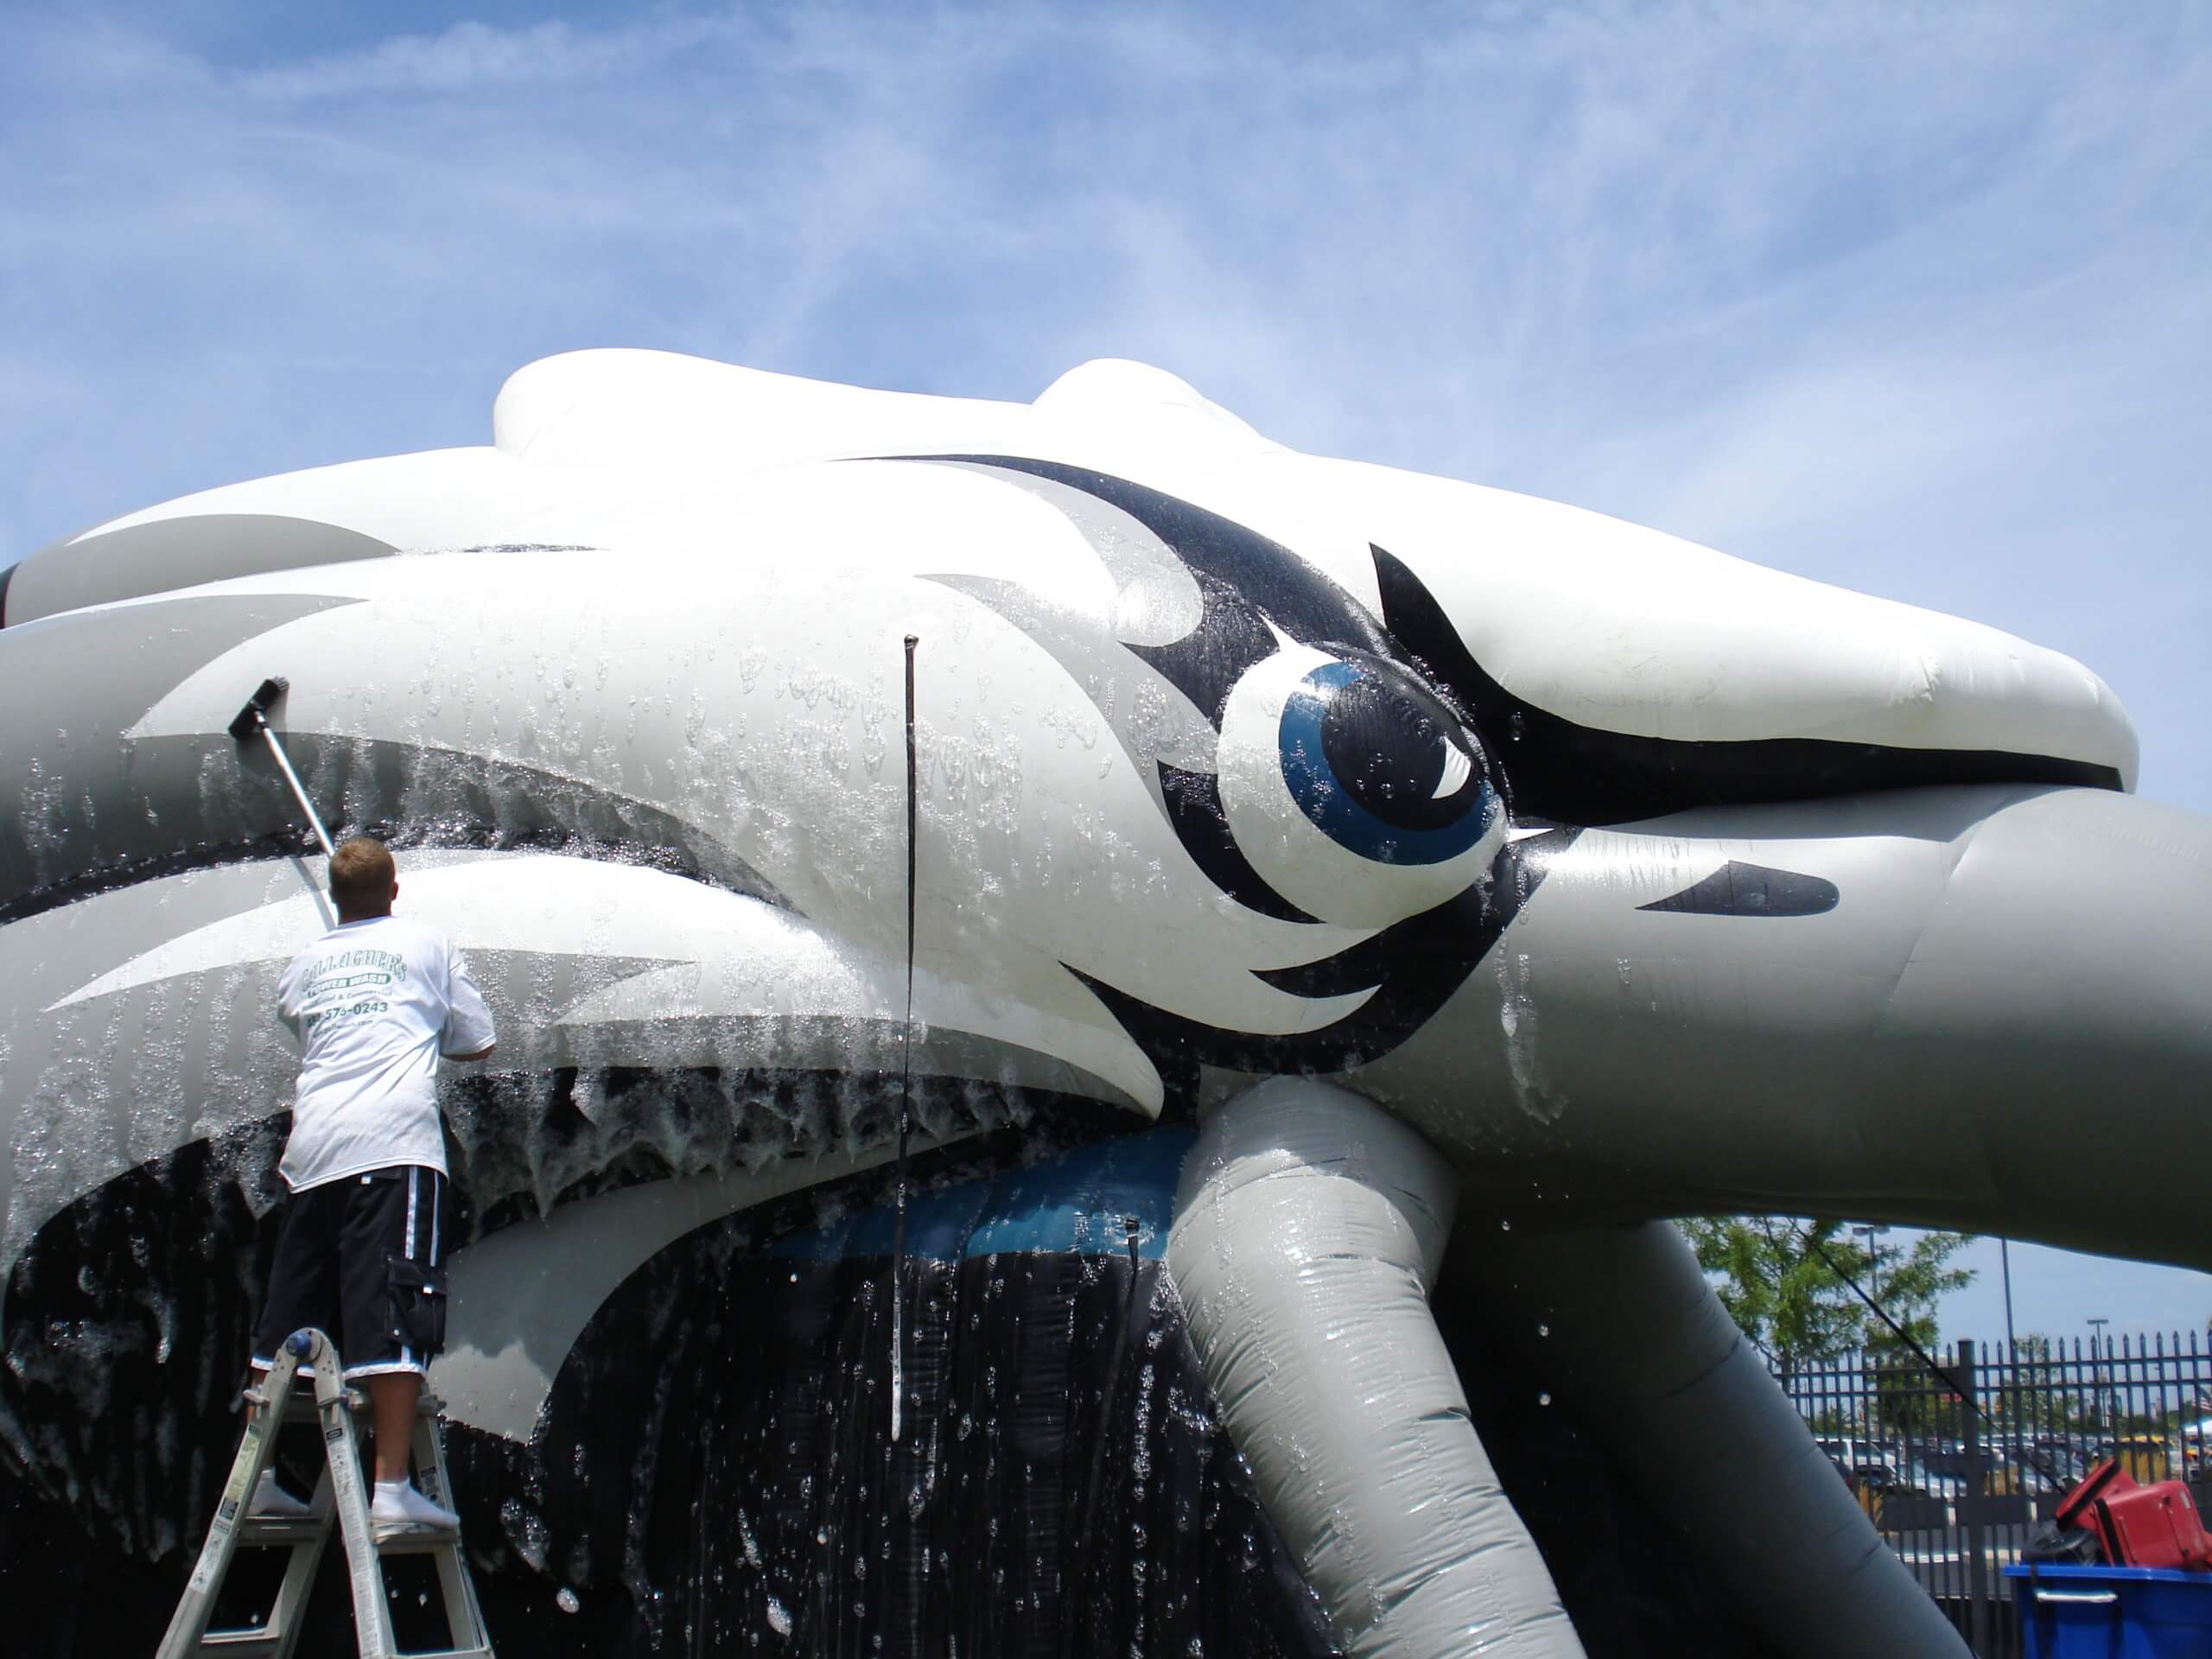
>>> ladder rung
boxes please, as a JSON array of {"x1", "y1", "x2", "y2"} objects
[
  {"x1": 196, "y1": 1633, "x2": 289, "y2": 1656},
  {"x1": 228, "y1": 1513, "x2": 470, "y2": 1554},
  {"x1": 201, "y1": 1637, "x2": 491, "y2": 1659},
  {"x1": 233, "y1": 1517, "x2": 329, "y2": 1548},
  {"x1": 372, "y1": 1529, "x2": 467, "y2": 1555}
]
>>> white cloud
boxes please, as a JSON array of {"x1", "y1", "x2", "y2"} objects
[
  {"x1": 236, "y1": 16, "x2": 728, "y2": 101},
  {"x1": 0, "y1": 1, "x2": 2203, "y2": 781}
]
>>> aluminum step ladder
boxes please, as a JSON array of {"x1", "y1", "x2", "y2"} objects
[{"x1": 156, "y1": 1327, "x2": 493, "y2": 1659}]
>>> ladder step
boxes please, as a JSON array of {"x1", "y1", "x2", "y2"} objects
[
  {"x1": 195, "y1": 1632, "x2": 289, "y2": 1656},
  {"x1": 371, "y1": 1529, "x2": 467, "y2": 1555},
  {"x1": 233, "y1": 1517, "x2": 329, "y2": 1548},
  {"x1": 199, "y1": 1632, "x2": 494, "y2": 1659},
  {"x1": 233, "y1": 1515, "x2": 474, "y2": 1554}
]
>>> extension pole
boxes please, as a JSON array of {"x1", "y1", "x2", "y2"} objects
[
  {"x1": 255, "y1": 724, "x2": 337, "y2": 859},
  {"x1": 229, "y1": 677, "x2": 337, "y2": 858}
]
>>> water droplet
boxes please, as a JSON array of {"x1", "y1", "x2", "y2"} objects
[
  {"x1": 1499, "y1": 1218, "x2": 1512, "y2": 1232},
  {"x1": 1536, "y1": 1323, "x2": 1549, "y2": 1338},
  {"x1": 766, "y1": 1595, "x2": 791, "y2": 1636},
  {"x1": 1538, "y1": 1392, "x2": 1552, "y2": 1407},
  {"x1": 556, "y1": 1586, "x2": 581, "y2": 1614}
]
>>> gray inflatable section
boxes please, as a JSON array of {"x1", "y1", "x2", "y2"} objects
[
  {"x1": 2, "y1": 514, "x2": 396, "y2": 626},
  {"x1": 1168, "y1": 1077, "x2": 1584, "y2": 1659},
  {"x1": 1471, "y1": 1219, "x2": 1970, "y2": 1658}
]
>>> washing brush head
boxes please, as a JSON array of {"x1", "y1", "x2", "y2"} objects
[{"x1": 227, "y1": 677, "x2": 289, "y2": 742}]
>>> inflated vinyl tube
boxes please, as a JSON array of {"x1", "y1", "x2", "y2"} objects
[
  {"x1": 1168, "y1": 1077, "x2": 1586, "y2": 1658},
  {"x1": 1472, "y1": 1220, "x2": 1970, "y2": 1658}
]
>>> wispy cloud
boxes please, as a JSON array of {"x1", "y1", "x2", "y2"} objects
[
  {"x1": 237, "y1": 18, "x2": 676, "y2": 99},
  {"x1": 0, "y1": 1, "x2": 2204, "y2": 800}
]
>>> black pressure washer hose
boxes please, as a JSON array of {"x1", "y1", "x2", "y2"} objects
[
  {"x1": 890, "y1": 635, "x2": 919, "y2": 1444},
  {"x1": 1801, "y1": 1227, "x2": 2067, "y2": 1489}
]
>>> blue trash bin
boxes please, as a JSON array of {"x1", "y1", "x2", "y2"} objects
[{"x1": 2005, "y1": 1562, "x2": 2212, "y2": 1658}]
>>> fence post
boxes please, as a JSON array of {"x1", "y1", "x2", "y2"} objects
[{"x1": 1959, "y1": 1338, "x2": 1991, "y2": 1654}]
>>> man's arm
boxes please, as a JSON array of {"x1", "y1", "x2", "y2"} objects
[
  {"x1": 440, "y1": 940, "x2": 499, "y2": 1062},
  {"x1": 275, "y1": 955, "x2": 305, "y2": 1046}
]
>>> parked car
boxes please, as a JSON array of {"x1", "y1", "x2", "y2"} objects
[
  {"x1": 2183, "y1": 1417, "x2": 2209, "y2": 1477},
  {"x1": 1897, "y1": 1457, "x2": 1967, "y2": 1502},
  {"x1": 1919, "y1": 1439, "x2": 1968, "y2": 1479},
  {"x1": 1880, "y1": 1457, "x2": 1965, "y2": 1530},
  {"x1": 1816, "y1": 1437, "x2": 1904, "y2": 1496},
  {"x1": 2032, "y1": 1433, "x2": 2096, "y2": 1474}
]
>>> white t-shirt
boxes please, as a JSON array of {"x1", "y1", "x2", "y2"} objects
[{"x1": 276, "y1": 913, "x2": 497, "y2": 1192}]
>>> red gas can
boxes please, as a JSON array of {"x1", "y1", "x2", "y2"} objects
[{"x1": 2060, "y1": 1459, "x2": 2212, "y2": 1572}]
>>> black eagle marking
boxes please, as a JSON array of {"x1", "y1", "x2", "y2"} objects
[
  {"x1": 1640, "y1": 861, "x2": 1839, "y2": 918},
  {"x1": 1157, "y1": 764, "x2": 1317, "y2": 924},
  {"x1": 1071, "y1": 826, "x2": 1580, "y2": 1091},
  {"x1": 916, "y1": 455, "x2": 1409, "y2": 727},
  {"x1": 1370, "y1": 543, "x2": 2121, "y2": 826}
]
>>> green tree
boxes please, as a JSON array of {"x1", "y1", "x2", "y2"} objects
[
  {"x1": 1679, "y1": 1217, "x2": 1976, "y2": 1388},
  {"x1": 1991, "y1": 1333, "x2": 2088, "y2": 1437}
]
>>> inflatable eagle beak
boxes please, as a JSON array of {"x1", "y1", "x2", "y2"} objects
[
  {"x1": 1360, "y1": 778, "x2": 2212, "y2": 1274},
  {"x1": 1, "y1": 351, "x2": 2200, "y2": 1657}
]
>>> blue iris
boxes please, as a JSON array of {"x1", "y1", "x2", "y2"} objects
[{"x1": 1279, "y1": 661, "x2": 1497, "y2": 866}]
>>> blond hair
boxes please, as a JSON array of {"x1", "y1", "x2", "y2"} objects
[{"x1": 328, "y1": 836, "x2": 396, "y2": 912}]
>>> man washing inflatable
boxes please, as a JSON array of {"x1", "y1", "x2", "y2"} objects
[{"x1": 245, "y1": 836, "x2": 495, "y2": 1541}]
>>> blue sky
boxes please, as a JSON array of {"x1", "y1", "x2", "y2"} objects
[{"x1": 3, "y1": 3, "x2": 2206, "y2": 1338}]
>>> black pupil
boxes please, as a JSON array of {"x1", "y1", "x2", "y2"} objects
[{"x1": 1317, "y1": 668, "x2": 1480, "y2": 832}]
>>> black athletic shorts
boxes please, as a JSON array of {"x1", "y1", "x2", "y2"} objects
[{"x1": 250, "y1": 1165, "x2": 450, "y2": 1381}]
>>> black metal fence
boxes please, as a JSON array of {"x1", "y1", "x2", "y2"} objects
[{"x1": 1779, "y1": 1332, "x2": 2212, "y2": 1657}]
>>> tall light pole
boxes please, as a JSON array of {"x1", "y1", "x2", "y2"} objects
[
  {"x1": 1999, "y1": 1238, "x2": 2019, "y2": 1444},
  {"x1": 1999, "y1": 1238, "x2": 2018, "y2": 1358},
  {"x1": 1853, "y1": 1224, "x2": 1891, "y2": 1306},
  {"x1": 2089, "y1": 1317, "x2": 2112, "y2": 1440}
]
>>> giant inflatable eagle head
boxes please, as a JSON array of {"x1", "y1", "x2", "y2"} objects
[{"x1": 1, "y1": 352, "x2": 2202, "y2": 1657}]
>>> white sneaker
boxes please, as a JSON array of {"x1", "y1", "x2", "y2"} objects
[
  {"x1": 368, "y1": 1478, "x2": 460, "y2": 1542},
  {"x1": 249, "y1": 1470, "x2": 314, "y2": 1519}
]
